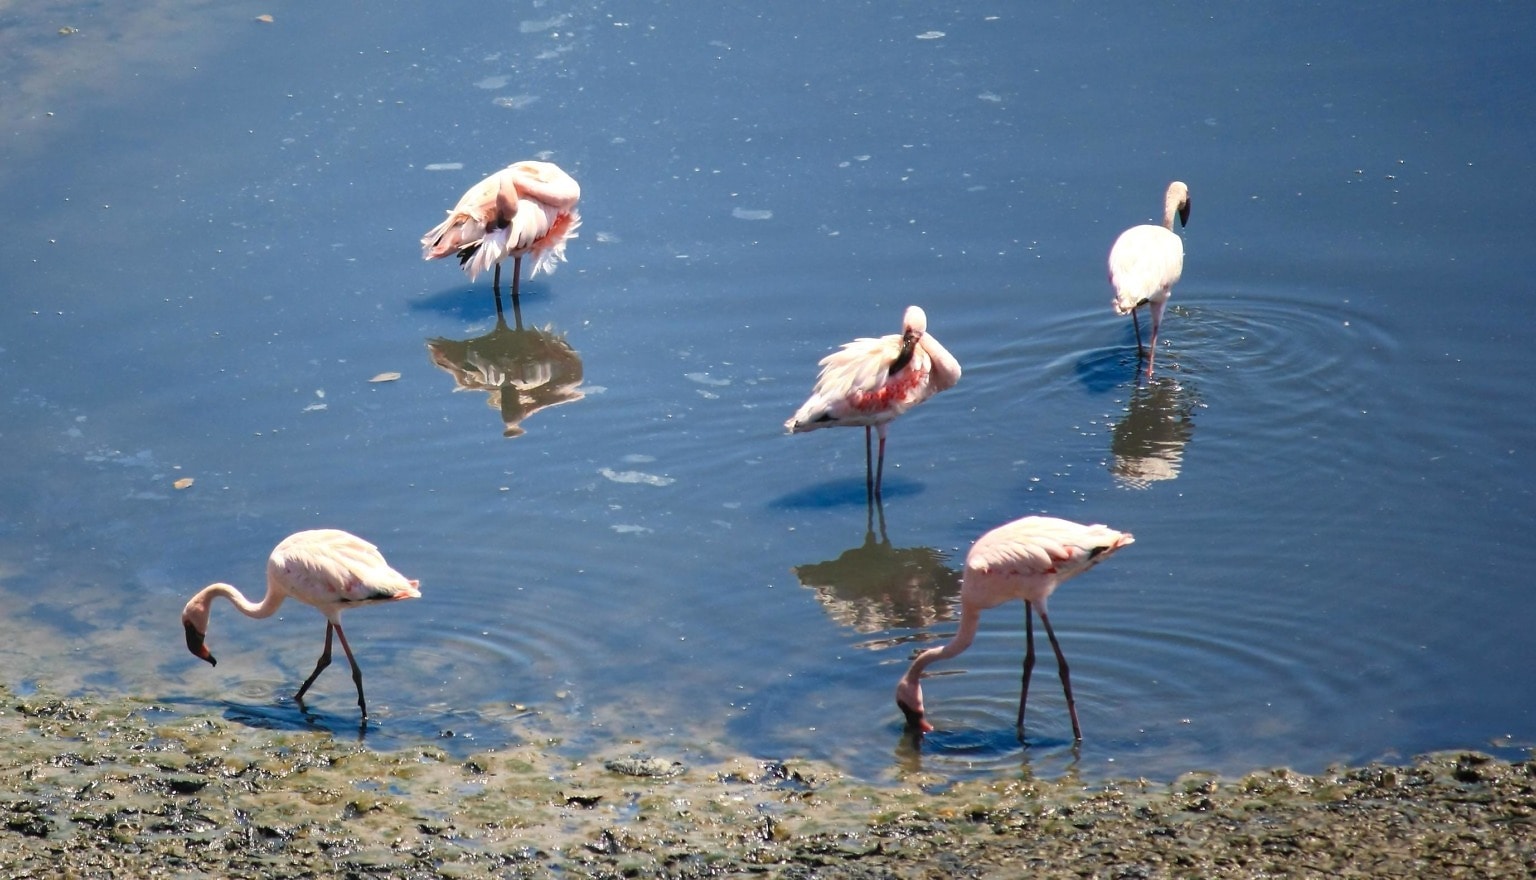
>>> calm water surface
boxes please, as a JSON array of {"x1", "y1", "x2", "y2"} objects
[{"x1": 2, "y1": 2, "x2": 1533, "y2": 783}]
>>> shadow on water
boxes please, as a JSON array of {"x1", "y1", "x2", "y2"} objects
[
  {"x1": 425, "y1": 295, "x2": 586, "y2": 438},
  {"x1": 771, "y1": 479, "x2": 922, "y2": 510},
  {"x1": 792, "y1": 498, "x2": 960, "y2": 635}
]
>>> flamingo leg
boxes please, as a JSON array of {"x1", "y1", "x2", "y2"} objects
[
  {"x1": 294, "y1": 622, "x2": 335, "y2": 705},
  {"x1": 863, "y1": 426, "x2": 874, "y2": 501},
  {"x1": 331, "y1": 622, "x2": 369, "y2": 719},
  {"x1": 873, "y1": 424, "x2": 890, "y2": 499},
  {"x1": 1145, "y1": 298, "x2": 1167, "y2": 378},
  {"x1": 510, "y1": 254, "x2": 523, "y2": 300},
  {"x1": 1131, "y1": 308, "x2": 1145, "y2": 356},
  {"x1": 1017, "y1": 602, "x2": 1038, "y2": 731},
  {"x1": 1038, "y1": 607, "x2": 1082, "y2": 741}
]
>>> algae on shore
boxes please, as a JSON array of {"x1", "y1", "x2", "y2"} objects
[{"x1": 0, "y1": 687, "x2": 1533, "y2": 877}]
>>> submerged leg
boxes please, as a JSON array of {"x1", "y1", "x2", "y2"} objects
[
  {"x1": 1017, "y1": 603, "x2": 1038, "y2": 731},
  {"x1": 1038, "y1": 607, "x2": 1082, "y2": 741},
  {"x1": 295, "y1": 622, "x2": 335, "y2": 704},
  {"x1": 1131, "y1": 308, "x2": 1145, "y2": 356},
  {"x1": 332, "y1": 622, "x2": 369, "y2": 719},
  {"x1": 510, "y1": 255, "x2": 523, "y2": 300}
]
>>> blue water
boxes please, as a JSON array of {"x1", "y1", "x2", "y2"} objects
[{"x1": 2, "y1": 2, "x2": 1533, "y2": 783}]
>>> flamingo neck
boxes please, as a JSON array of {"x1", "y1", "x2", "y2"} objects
[
  {"x1": 199, "y1": 579, "x2": 287, "y2": 620},
  {"x1": 902, "y1": 603, "x2": 982, "y2": 683}
]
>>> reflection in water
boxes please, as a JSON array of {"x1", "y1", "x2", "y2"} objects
[
  {"x1": 793, "y1": 501, "x2": 960, "y2": 635},
  {"x1": 426, "y1": 302, "x2": 585, "y2": 438},
  {"x1": 1109, "y1": 376, "x2": 1200, "y2": 489}
]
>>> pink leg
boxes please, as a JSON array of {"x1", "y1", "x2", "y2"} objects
[
  {"x1": 873, "y1": 425, "x2": 888, "y2": 499},
  {"x1": 332, "y1": 622, "x2": 369, "y2": 718},
  {"x1": 295, "y1": 623, "x2": 335, "y2": 705},
  {"x1": 1039, "y1": 607, "x2": 1081, "y2": 741},
  {"x1": 1145, "y1": 299, "x2": 1167, "y2": 378},
  {"x1": 1017, "y1": 603, "x2": 1037, "y2": 731}
]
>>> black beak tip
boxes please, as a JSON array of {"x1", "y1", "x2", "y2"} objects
[
  {"x1": 183, "y1": 621, "x2": 216, "y2": 666},
  {"x1": 897, "y1": 699, "x2": 925, "y2": 730}
]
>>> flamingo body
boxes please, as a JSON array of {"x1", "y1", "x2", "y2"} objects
[
  {"x1": 181, "y1": 529, "x2": 420, "y2": 718},
  {"x1": 421, "y1": 160, "x2": 581, "y2": 296},
  {"x1": 1109, "y1": 181, "x2": 1190, "y2": 377},
  {"x1": 895, "y1": 516, "x2": 1133, "y2": 739},
  {"x1": 785, "y1": 305, "x2": 960, "y2": 497}
]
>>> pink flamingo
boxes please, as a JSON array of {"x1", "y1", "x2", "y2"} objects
[
  {"x1": 895, "y1": 515, "x2": 1134, "y2": 740},
  {"x1": 785, "y1": 305, "x2": 961, "y2": 499},
  {"x1": 181, "y1": 529, "x2": 421, "y2": 719},
  {"x1": 1109, "y1": 181, "x2": 1190, "y2": 377},
  {"x1": 421, "y1": 160, "x2": 581, "y2": 299}
]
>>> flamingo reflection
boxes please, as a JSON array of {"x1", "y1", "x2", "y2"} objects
[
  {"x1": 1109, "y1": 375, "x2": 1200, "y2": 488},
  {"x1": 792, "y1": 499, "x2": 960, "y2": 636},
  {"x1": 426, "y1": 305, "x2": 585, "y2": 438}
]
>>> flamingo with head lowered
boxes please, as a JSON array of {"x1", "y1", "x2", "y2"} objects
[
  {"x1": 421, "y1": 160, "x2": 581, "y2": 300},
  {"x1": 895, "y1": 515, "x2": 1134, "y2": 741},
  {"x1": 181, "y1": 529, "x2": 420, "y2": 719},
  {"x1": 785, "y1": 305, "x2": 961, "y2": 499},
  {"x1": 1109, "y1": 181, "x2": 1190, "y2": 377}
]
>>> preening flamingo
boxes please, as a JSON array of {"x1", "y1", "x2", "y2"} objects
[
  {"x1": 181, "y1": 529, "x2": 421, "y2": 719},
  {"x1": 421, "y1": 160, "x2": 581, "y2": 299},
  {"x1": 785, "y1": 305, "x2": 961, "y2": 499},
  {"x1": 895, "y1": 515, "x2": 1134, "y2": 740},
  {"x1": 1109, "y1": 181, "x2": 1190, "y2": 377}
]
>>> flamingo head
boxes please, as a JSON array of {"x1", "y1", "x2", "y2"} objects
[
  {"x1": 181, "y1": 598, "x2": 217, "y2": 666},
  {"x1": 1166, "y1": 181, "x2": 1191, "y2": 229},
  {"x1": 894, "y1": 676, "x2": 935, "y2": 734}
]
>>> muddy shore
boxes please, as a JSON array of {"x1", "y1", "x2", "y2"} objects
[{"x1": 0, "y1": 688, "x2": 1532, "y2": 878}]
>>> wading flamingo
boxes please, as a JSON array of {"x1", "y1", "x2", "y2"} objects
[
  {"x1": 1109, "y1": 181, "x2": 1190, "y2": 377},
  {"x1": 895, "y1": 515, "x2": 1134, "y2": 741},
  {"x1": 181, "y1": 529, "x2": 421, "y2": 719},
  {"x1": 785, "y1": 305, "x2": 961, "y2": 499},
  {"x1": 421, "y1": 160, "x2": 581, "y2": 299}
]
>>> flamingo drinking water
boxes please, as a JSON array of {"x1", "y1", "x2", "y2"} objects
[
  {"x1": 1109, "y1": 181, "x2": 1190, "y2": 377},
  {"x1": 895, "y1": 515, "x2": 1134, "y2": 740},
  {"x1": 421, "y1": 160, "x2": 581, "y2": 299},
  {"x1": 181, "y1": 529, "x2": 421, "y2": 719},
  {"x1": 785, "y1": 305, "x2": 961, "y2": 499}
]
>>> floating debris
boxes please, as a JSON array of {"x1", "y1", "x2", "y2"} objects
[
  {"x1": 173, "y1": 477, "x2": 194, "y2": 490},
  {"x1": 369, "y1": 372, "x2": 402, "y2": 383},
  {"x1": 255, "y1": 14, "x2": 274, "y2": 24}
]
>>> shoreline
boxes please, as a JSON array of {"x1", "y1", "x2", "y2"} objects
[{"x1": 0, "y1": 688, "x2": 1533, "y2": 877}]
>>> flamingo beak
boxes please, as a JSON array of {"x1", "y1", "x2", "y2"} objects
[
  {"x1": 1178, "y1": 199, "x2": 1191, "y2": 228},
  {"x1": 897, "y1": 699, "x2": 934, "y2": 734},
  {"x1": 184, "y1": 620, "x2": 217, "y2": 666}
]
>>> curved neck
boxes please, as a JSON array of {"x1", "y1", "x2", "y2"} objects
[
  {"x1": 904, "y1": 603, "x2": 982, "y2": 682},
  {"x1": 199, "y1": 578, "x2": 286, "y2": 620}
]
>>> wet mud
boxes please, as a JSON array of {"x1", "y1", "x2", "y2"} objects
[{"x1": 0, "y1": 687, "x2": 1532, "y2": 877}]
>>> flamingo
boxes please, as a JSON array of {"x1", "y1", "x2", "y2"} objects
[
  {"x1": 785, "y1": 305, "x2": 961, "y2": 499},
  {"x1": 1109, "y1": 181, "x2": 1190, "y2": 377},
  {"x1": 421, "y1": 160, "x2": 581, "y2": 300},
  {"x1": 181, "y1": 529, "x2": 421, "y2": 719},
  {"x1": 895, "y1": 515, "x2": 1134, "y2": 740}
]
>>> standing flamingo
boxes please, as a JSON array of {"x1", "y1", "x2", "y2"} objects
[
  {"x1": 895, "y1": 515, "x2": 1134, "y2": 740},
  {"x1": 421, "y1": 160, "x2": 581, "y2": 300},
  {"x1": 1109, "y1": 181, "x2": 1190, "y2": 377},
  {"x1": 785, "y1": 305, "x2": 961, "y2": 499},
  {"x1": 181, "y1": 529, "x2": 421, "y2": 719}
]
